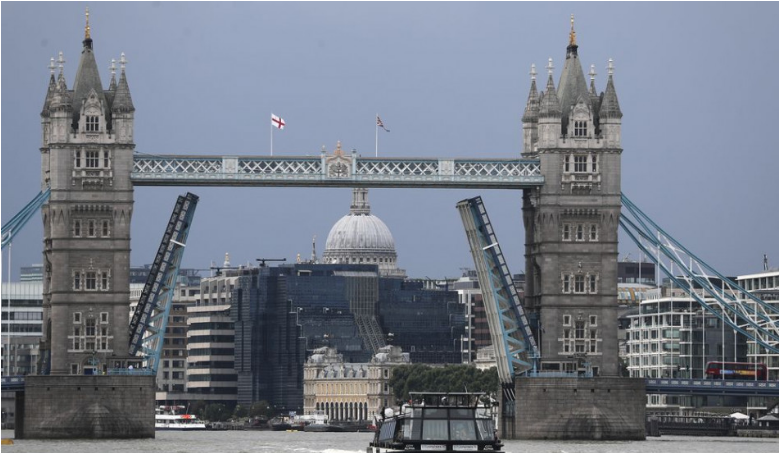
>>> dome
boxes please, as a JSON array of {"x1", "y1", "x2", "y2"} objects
[{"x1": 322, "y1": 189, "x2": 405, "y2": 277}]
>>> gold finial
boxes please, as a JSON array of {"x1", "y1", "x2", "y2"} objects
[
  {"x1": 85, "y1": 6, "x2": 91, "y2": 40},
  {"x1": 334, "y1": 141, "x2": 343, "y2": 156},
  {"x1": 569, "y1": 14, "x2": 576, "y2": 46}
]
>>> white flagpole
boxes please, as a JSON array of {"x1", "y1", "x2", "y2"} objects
[
  {"x1": 270, "y1": 113, "x2": 273, "y2": 156},
  {"x1": 375, "y1": 113, "x2": 378, "y2": 158}
]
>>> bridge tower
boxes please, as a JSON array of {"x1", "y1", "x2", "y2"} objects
[
  {"x1": 38, "y1": 10, "x2": 136, "y2": 375},
  {"x1": 522, "y1": 17, "x2": 623, "y2": 377}
]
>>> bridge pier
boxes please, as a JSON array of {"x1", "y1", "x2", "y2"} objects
[
  {"x1": 19, "y1": 375, "x2": 154, "y2": 439},
  {"x1": 515, "y1": 377, "x2": 646, "y2": 440}
]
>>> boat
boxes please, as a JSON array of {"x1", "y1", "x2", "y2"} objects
[
  {"x1": 368, "y1": 392, "x2": 503, "y2": 452},
  {"x1": 269, "y1": 416, "x2": 292, "y2": 431},
  {"x1": 155, "y1": 406, "x2": 207, "y2": 431}
]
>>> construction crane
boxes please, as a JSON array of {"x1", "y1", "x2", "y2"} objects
[
  {"x1": 256, "y1": 258, "x2": 286, "y2": 267},
  {"x1": 127, "y1": 192, "x2": 199, "y2": 375}
]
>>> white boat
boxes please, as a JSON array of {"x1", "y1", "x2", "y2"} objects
[{"x1": 155, "y1": 406, "x2": 207, "y2": 431}]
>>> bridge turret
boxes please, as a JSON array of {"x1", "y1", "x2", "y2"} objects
[
  {"x1": 38, "y1": 9, "x2": 136, "y2": 375},
  {"x1": 111, "y1": 53, "x2": 135, "y2": 144},
  {"x1": 521, "y1": 64, "x2": 539, "y2": 156},
  {"x1": 598, "y1": 59, "x2": 622, "y2": 148},
  {"x1": 536, "y1": 61, "x2": 562, "y2": 149}
]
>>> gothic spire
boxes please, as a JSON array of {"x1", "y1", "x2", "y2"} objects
[
  {"x1": 599, "y1": 59, "x2": 622, "y2": 120},
  {"x1": 41, "y1": 57, "x2": 57, "y2": 116},
  {"x1": 72, "y1": 8, "x2": 106, "y2": 127},
  {"x1": 557, "y1": 14, "x2": 589, "y2": 131},
  {"x1": 522, "y1": 64, "x2": 540, "y2": 123},
  {"x1": 112, "y1": 53, "x2": 135, "y2": 113},
  {"x1": 538, "y1": 59, "x2": 561, "y2": 118}
]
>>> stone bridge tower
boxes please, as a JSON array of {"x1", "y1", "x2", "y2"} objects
[
  {"x1": 38, "y1": 11, "x2": 136, "y2": 375},
  {"x1": 522, "y1": 18, "x2": 623, "y2": 377}
]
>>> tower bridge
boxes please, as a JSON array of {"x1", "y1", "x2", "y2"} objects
[{"x1": 6, "y1": 11, "x2": 776, "y2": 441}]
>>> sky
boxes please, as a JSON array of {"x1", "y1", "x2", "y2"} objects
[{"x1": 1, "y1": 2, "x2": 779, "y2": 281}]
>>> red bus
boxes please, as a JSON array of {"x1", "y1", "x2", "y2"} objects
[{"x1": 705, "y1": 361, "x2": 767, "y2": 380}]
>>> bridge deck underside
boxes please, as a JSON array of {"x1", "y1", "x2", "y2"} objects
[{"x1": 131, "y1": 155, "x2": 544, "y2": 188}]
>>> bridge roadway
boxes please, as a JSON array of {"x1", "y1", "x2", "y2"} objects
[
  {"x1": 3, "y1": 375, "x2": 777, "y2": 397},
  {"x1": 131, "y1": 154, "x2": 544, "y2": 188}
]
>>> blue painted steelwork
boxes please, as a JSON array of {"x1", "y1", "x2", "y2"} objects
[
  {"x1": 0, "y1": 375, "x2": 25, "y2": 391},
  {"x1": 456, "y1": 196, "x2": 539, "y2": 395},
  {"x1": 646, "y1": 378, "x2": 779, "y2": 397},
  {"x1": 127, "y1": 192, "x2": 199, "y2": 374},
  {"x1": 1, "y1": 188, "x2": 50, "y2": 249},
  {"x1": 131, "y1": 154, "x2": 544, "y2": 189},
  {"x1": 619, "y1": 193, "x2": 778, "y2": 354}
]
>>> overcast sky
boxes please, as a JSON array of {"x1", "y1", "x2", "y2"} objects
[{"x1": 1, "y1": 2, "x2": 778, "y2": 281}]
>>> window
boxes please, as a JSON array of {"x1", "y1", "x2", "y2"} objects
[
  {"x1": 574, "y1": 120, "x2": 587, "y2": 137},
  {"x1": 562, "y1": 274, "x2": 571, "y2": 293},
  {"x1": 86, "y1": 115, "x2": 99, "y2": 132},
  {"x1": 589, "y1": 315, "x2": 597, "y2": 326},
  {"x1": 589, "y1": 224, "x2": 598, "y2": 241},
  {"x1": 85, "y1": 272, "x2": 97, "y2": 290},
  {"x1": 591, "y1": 155, "x2": 598, "y2": 172},
  {"x1": 101, "y1": 272, "x2": 109, "y2": 290},
  {"x1": 71, "y1": 364, "x2": 79, "y2": 375},
  {"x1": 575, "y1": 321, "x2": 586, "y2": 340},
  {"x1": 576, "y1": 224, "x2": 584, "y2": 241},
  {"x1": 75, "y1": 150, "x2": 81, "y2": 168},
  {"x1": 563, "y1": 314, "x2": 571, "y2": 326},
  {"x1": 73, "y1": 220, "x2": 82, "y2": 237},
  {"x1": 100, "y1": 312, "x2": 109, "y2": 324},
  {"x1": 73, "y1": 312, "x2": 82, "y2": 324},
  {"x1": 101, "y1": 220, "x2": 110, "y2": 237},
  {"x1": 86, "y1": 151, "x2": 99, "y2": 168},
  {"x1": 103, "y1": 150, "x2": 110, "y2": 167},
  {"x1": 87, "y1": 220, "x2": 96, "y2": 237},
  {"x1": 562, "y1": 223, "x2": 571, "y2": 241},
  {"x1": 73, "y1": 272, "x2": 81, "y2": 290},
  {"x1": 589, "y1": 275, "x2": 598, "y2": 294},
  {"x1": 86, "y1": 318, "x2": 96, "y2": 336},
  {"x1": 574, "y1": 155, "x2": 587, "y2": 173},
  {"x1": 563, "y1": 155, "x2": 570, "y2": 173},
  {"x1": 574, "y1": 275, "x2": 585, "y2": 293}
]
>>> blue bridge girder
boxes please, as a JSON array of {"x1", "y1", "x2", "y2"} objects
[
  {"x1": 645, "y1": 378, "x2": 779, "y2": 397},
  {"x1": 131, "y1": 154, "x2": 544, "y2": 189}
]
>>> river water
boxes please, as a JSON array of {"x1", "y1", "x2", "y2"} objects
[{"x1": 1, "y1": 430, "x2": 778, "y2": 453}]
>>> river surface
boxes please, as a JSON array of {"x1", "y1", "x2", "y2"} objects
[{"x1": 1, "y1": 430, "x2": 778, "y2": 453}]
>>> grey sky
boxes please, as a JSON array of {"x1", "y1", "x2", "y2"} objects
[{"x1": 1, "y1": 2, "x2": 778, "y2": 280}]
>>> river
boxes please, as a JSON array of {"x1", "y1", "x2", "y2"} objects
[{"x1": 1, "y1": 430, "x2": 778, "y2": 453}]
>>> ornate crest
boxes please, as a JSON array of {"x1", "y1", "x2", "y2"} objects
[{"x1": 326, "y1": 141, "x2": 352, "y2": 179}]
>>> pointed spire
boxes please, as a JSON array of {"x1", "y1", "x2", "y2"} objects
[
  {"x1": 350, "y1": 188, "x2": 371, "y2": 215},
  {"x1": 50, "y1": 52, "x2": 72, "y2": 111},
  {"x1": 522, "y1": 64, "x2": 539, "y2": 123},
  {"x1": 311, "y1": 235, "x2": 318, "y2": 263},
  {"x1": 112, "y1": 53, "x2": 134, "y2": 113},
  {"x1": 538, "y1": 59, "x2": 561, "y2": 118},
  {"x1": 72, "y1": 14, "x2": 106, "y2": 127},
  {"x1": 109, "y1": 59, "x2": 117, "y2": 90},
  {"x1": 599, "y1": 58, "x2": 622, "y2": 119},
  {"x1": 41, "y1": 58, "x2": 58, "y2": 116}
]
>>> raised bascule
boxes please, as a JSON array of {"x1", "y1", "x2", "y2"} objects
[{"x1": 6, "y1": 11, "x2": 776, "y2": 440}]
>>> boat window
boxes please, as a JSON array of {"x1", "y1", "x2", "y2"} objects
[
  {"x1": 450, "y1": 408, "x2": 473, "y2": 418},
  {"x1": 402, "y1": 418, "x2": 421, "y2": 441},
  {"x1": 476, "y1": 419, "x2": 495, "y2": 441},
  {"x1": 422, "y1": 420, "x2": 448, "y2": 440},
  {"x1": 423, "y1": 408, "x2": 448, "y2": 418},
  {"x1": 449, "y1": 420, "x2": 476, "y2": 441}
]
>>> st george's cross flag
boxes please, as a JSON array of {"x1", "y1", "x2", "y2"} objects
[
  {"x1": 376, "y1": 115, "x2": 389, "y2": 132},
  {"x1": 271, "y1": 113, "x2": 286, "y2": 130}
]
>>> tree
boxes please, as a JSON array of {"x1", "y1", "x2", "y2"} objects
[
  {"x1": 203, "y1": 403, "x2": 232, "y2": 422},
  {"x1": 233, "y1": 404, "x2": 248, "y2": 419},
  {"x1": 249, "y1": 400, "x2": 275, "y2": 418},
  {"x1": 390, "y1": 364, "x2": 499, "y2": 402}
]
